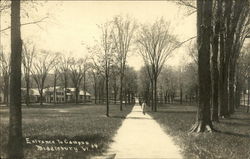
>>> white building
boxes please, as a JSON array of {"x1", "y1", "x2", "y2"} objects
[{"x1": 44, "y1": 87, "x2": 91, "y2": 103}]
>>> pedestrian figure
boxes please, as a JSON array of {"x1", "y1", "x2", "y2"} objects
[
  {"x1": 142, "y1": 101, "x2": 146, "y2": 115},
  {"x1": 139, "y1": 98, "x2": 142, "y2": 106}
]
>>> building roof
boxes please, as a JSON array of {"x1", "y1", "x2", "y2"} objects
[
  {"x1": 21, "y1": 88, "x2": 40, "y2": 96},
  {"x1": 45, "y1": 86, "x2": 64, "y2": 92},
  {"x1": 67, "y1": 88, "x2": 91, "y2": 96},
  {"x1": 21, "y1": 87, "x2": 91, "y2": 96}
]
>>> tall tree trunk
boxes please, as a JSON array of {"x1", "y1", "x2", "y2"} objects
[
  {"x1": 25, "y1": 76, "x2": 30, "y2": 106},
  {"x1": 94, "y1": 78, "x2": 97, "y2": 104},
  {"x1": 75, "y1": 87, "x2": 78, "y2": 104},
  {"x1": 151, "y1": 80, "x2": 154, "y2": 111},
  {"x1": 106, "y1": 69, "x2": 109, "y2": 117},
  {"x1": 154, "y1": 77, "x2": 157, "y2": 112},
  {"x1": 8, "y1": 0, "x2": 23, "y2": 158},
  {"x1": 114, "y1": 88, "x2": 117, "y2": 104},
  {"x1": 190, "y1": 0, "x2": 213, "y2": 132},
  {"x1": 180, "y1": 83, "x2": 183, "y2": 105},
  {"x1": 53, "y1": 74, "x2": 57, "y2": 104},
  {"x1": 228, "y1": 62, "x2": 235, "y2": 114},
  {"x1": 243, "y1": 90, "x2": 245, "y2": 106},
  {"x1": 235, "y1": 73, "x2": 241, "y2": 109},
  {"x1": 211, "y1": 0, "x2": 221, "y2": 122},
  {"x1": 4, "y1": 76, "x2": 9, "y2": 104},
  {"x1": 83, "y1": 72, "x2": 86, "y2": 103},
  {"x1": 219, "y1": 29, "x2": 228, "y2": 117},
  {"x1": 120, "y1": 71, "x2": 123, "y2": 111},
  {"x1": 64, "y1": 76, "x2": 68, "y2": 103},
  {"x1": 248, "y1": 78, "x2": 250, "y2": 113},
  {"x1": 195, "y1": 86, "x2": 198, "y2": 105},
  {"x1": 40, "y1": 90, "x2": 43, "y2": 105}
]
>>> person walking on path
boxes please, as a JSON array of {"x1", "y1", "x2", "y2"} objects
[{"x1": 141, "y1": 101, "x2": 146, "y2": 115}]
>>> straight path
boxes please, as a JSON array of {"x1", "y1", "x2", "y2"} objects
[{"x1": 106, "y1": 102, "x2": 182, "y2": 159}]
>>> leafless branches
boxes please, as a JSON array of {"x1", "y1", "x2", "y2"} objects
[
  {"x1": 176, "y1": 0, "x2": 196, "y2": 16},
  {"x1": 1, "y1": 16, "x2": 49, "y2": 32},
  {"x1": 136, "y1": 18, "x2": 179, "y2": 111},
  {"x1": 31, "y1": 51, "x2": 59, "y2": 105},
  {"x1": 22, "y1": 40, "x2": 36, "y2": 106},
  {"x1": 111, "y1": 15, "x2": 137, "y2": 111}
]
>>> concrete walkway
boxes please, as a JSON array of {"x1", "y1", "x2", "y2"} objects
[{"x1": 106, "y1": 102, "x2": 182, "y2": 159}]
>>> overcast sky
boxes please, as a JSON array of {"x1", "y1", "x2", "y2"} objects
[{"x1": 1, "y1": 1, "x2": 197, "y2": 70}]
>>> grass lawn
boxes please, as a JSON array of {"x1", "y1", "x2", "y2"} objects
[
  {"x1": 0, "y1": 103, "x2": 133, "y2": 159},
  {"x1": 148, "y1": 104, "x2": 250, "y2": 159}
]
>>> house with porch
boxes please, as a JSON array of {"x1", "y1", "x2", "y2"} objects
[{"x1": 44, "y1": 87, "x2": 91, "y2": 103}]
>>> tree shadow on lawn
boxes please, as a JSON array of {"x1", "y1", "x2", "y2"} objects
[
  {"x1": 25, "y1": 103, "x2": 98, "y2": 109},
  {"x1": 219, "y1": 121, "x2": 250, "y2": 127},
  {"x1": 110, "y1": 115, "x2": 153, "y2": 120},
  {"x1": 152, "y1": 110, "x2": 196, "y2": 114},
  {"x1": 110, "y1": 115, "x2": 126, "y2": 119},
  {"x1": 215, "y1": 130, "x2": 250, "y2": 138},
  {"x1": 229, "y1": 117, "x2": 250, "y2": 121}
]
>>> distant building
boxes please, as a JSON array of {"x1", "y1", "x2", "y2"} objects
[
  {"x1": 21, "y1": 88, "x2": 40, "y2": 103},
  {"x1": 65, "y1": 88, "x2": 92, "y2": 103},
  {"x1": 44, "y1": 87, "x2": 91, "y2": 103},
  {"x1": 44, "y1": 87, "x2": 65, "y2": 103}
]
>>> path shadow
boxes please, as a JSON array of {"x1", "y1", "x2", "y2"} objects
[
  {"x1": 153, "y1": 110, "x2": 196, "y2": 114},
  {"x1": 125, "y1": 116, "x2": 153, "y2": 120},
  {"x1": 228, "y1": 117, "x2": 250, "y2": 121},
  {"x1": 110, "y1": 115, "x2": 153, "y2": 120},
  {"x1": 110, "y1": 115, "x2": 126, "y2": 119},
  {"x1": 220, "y1": 121, "x2": 250, "y2": 127},
  {"x1": 130, "y1": 110, "x2": 144, "y2": 113}
]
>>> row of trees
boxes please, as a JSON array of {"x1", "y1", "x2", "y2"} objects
[
  {"x1": 136, "y1": 19, "x2": 179, "y2": 111},
  {"x1": 88, "y1": 17, "x2": 194, "y2": 114},
  {"x1": 1, "y1": 46, "x2": 138, "y2": 107},
  {"x1": 87, "y1": 16, "x2": 137, "y2": 116},
  {"x1": 138, "y1": 62, "x2": 199, "y2": 107},
  {"x1": 185, "y1": 0, "x2": 250, "y2": 132}
]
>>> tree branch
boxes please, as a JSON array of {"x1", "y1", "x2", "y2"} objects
[{"x1": 0, "y1": 16, "x2": 48, "y2": 32}]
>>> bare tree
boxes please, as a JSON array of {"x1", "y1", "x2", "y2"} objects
[
  {"x1": 124, "y1": 66, "x2": 137, "y2": 104},
  {"x1": 8, "y1": 0, "x2": 23, "y2": 158},
  {"x1": 137, "y1": 18, "x2": 178, "y2": 112},
  {"x1": 68, "y1": 58, "x2": 85, "y2": 104},
  {"x1": 31, "y1": 51, "x2": 58, "y2": 105},
  {"x1": 88, "y1": 21, "x2": 116, "y2": 117},
  {"x1": 109, "y1": 65, "x2": 120, "y2": 104},
  {"x1": 138, "y1": 66, "x2": 152, "y2": 105},
  {"x1": 111, "y1": 15, "x2": 137, "y2": 111},
  {"x1": 0, "y1": 49, "x2": 9, "y2": 104},
  {"x1": 52, "y1": 67, "x2": 60, "y2": 104},
  {"x1": 58, "y1": 55, "x2": 70, "y2": 103},
  {"x1": 89, "y1": 65, "x2": 98, "y2": 104},
  {"x1": 82, "y1": 57, "x2": 90, "y2": 103},
  {"x1": 22, "y1": 40, "x2": 35, "y2": 106}
]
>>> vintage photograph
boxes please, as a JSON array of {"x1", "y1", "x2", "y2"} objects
[{"x1": 0, "y1": 0, "x2": 250, "y2": 159}]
